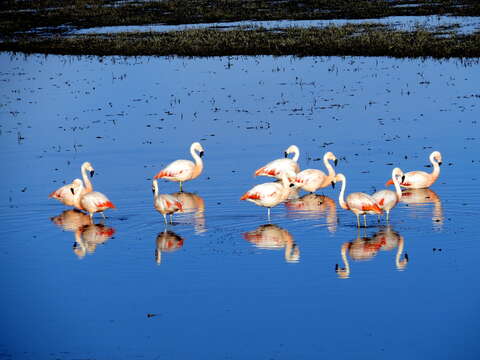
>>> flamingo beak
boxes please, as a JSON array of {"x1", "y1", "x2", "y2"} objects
[
  {"x1": 70, "y1": 188, "x2": 75, "y2": 195},
  {"x1": 90, "y1": 170, "x2": 95, "y2": 177},
  {"x1": 199, "y1": 151, "x2": 204, "y2": 158},
  {"x1": 284, "y1": 152, "x2": 288, "y2": 158},
  {"x1": 331, "y1": 181, "x2": 335, "y2": 189},
  {"x1": 438, "y1": 161, "x2": 442, "y2": 166},
  {"x1": 334, "y1": 159, "x2": 338, "y2": 166},
  {"x1": 289, "y1": 183, "x2": 295, "y2": 188},
  {"x1": 401, "y1": 175, "x2": 405, "y2": 183}
]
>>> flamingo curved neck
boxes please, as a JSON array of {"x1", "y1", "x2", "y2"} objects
[
  {"x1": 153, "y1": 179, "x2": 159, "y2": 196},
  {"x1": 392, "y1": 172, "x2": 402, "y2": 200},
  {"x1": 81, "y1": 163, "x2": 93, "y2": 192},
  {"x1": 338, "y1": 176, "x2": 349, "y2": 210},
  {"x1": 190, "y1": 146, "x2": 204, "y2": 177},
  {"x1": 288, "y1": 146, "x2": 300, "y2": 162},
  {"x1": 72, "y1": 182, "x2": 85, "y2": 210},
  {"x1": 430, "y1": 154, "x2": 441, "y2": 182},
  {"x1": 323, "y1": 155, "x2": 336, "y2": 186}
]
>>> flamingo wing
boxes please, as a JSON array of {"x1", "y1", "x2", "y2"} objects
[
  {"x1": 49, "y1": 183, "x2": 76, "y2": 206},
  {"x1": 154, "y1": 160, "x2": 195, "y2": 181},
  {"x1": 255, "y1": 159, "x2": 300, "y2": 178},
  {"x1": 347, "y1": 192, "x2": 383, "y2": 214}
]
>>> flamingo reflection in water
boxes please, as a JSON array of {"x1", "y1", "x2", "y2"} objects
[
  {"x1": 400, "y1": 188, "x2": 444, "y2": 230},
  {"x1": 155, "y1": 230, "x2": 184, "y2": 265},
  {"x1": 335, "y1": 226, "x2": 408, "y2": 279},
  {"x1": 243, "y1": 224, "x2": 300, "y2": 263},
  {"x1": 51, "y1": 210, "x2": 116, "y2": 259},
  {"x1": 285, "y1": 194, "x2": 338, "y2": 233},
  {"x1": 171, "y1": 191, "x2": 206, "y2": 234}
]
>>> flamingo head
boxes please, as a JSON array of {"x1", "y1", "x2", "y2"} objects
[
  {"x1": 70, "y1": 178, "x2": 83, "y2": 195},
  {"x1": 431, "y1": 151, "x2": 442, "y2": 165},
  {"x1": 325, "y1": 151, "x2": 338, "y2": 166},
  {"x1": 192, "y1": 142, "x2": 204, "y2": 157},
  {"x1": 284, "y1": 145, "x2": 299, "y2": 158},
  {"x1": 83, "y1": 162, "x2": 95, "y2": 177}
]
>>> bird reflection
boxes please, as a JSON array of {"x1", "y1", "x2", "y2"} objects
[
  {"x1": 285, "y1": 194, "x2": 337, "y2": 233},
  {"x1": 243, "y1": 224, "x2": 300, "y2": 263},
  {"x1": 155, "y1": 230, "x2": 185, "y2": 265},
  {"x1": 51, "y1": 210, "x2": 115, "y2": 259},
  {"x1": 171, "y1": 192, "x2": 206, "y2": 234},
  {"x1": 400, "y1": 188, "x2": 443, "y2": 230},
  {"x1": 335, "y1": 226, "x2": 408, "y2": 279}
]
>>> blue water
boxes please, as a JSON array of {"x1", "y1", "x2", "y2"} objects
[{"x1": 0, "y1": 53, "x2": 479, "y2": 359}]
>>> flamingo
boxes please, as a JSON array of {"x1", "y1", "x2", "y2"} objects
[
  {"x1": 371, "y1": 226, "x2": 408, "y2": 270},
  {"x1": 243, "y1": 224, "x2": 300, "y2": 263},
  {"x1": 171, "y1": 191, "x2": 205, "y2": 234},
  {"x1": 49, "y1": 162, "x2": 95, "y2": 207},
  {"x1": 155, "y1": 230, "x2": 184, "y2": 264},
  {"x1": 240, "y1": 171, "x2": 295, "y2": 220},
  {"x1": 386, "y1": 151, "x2": 442, "y2": 189},
  {"x1": 71, "y1": 179, "x2": 116, "y2": 219},
  {"x1": 74, "y1": 223, "x2": 116, "y2": 259},
  {"x1": 285, "y1": 194, "x2": 338, "y2": 233},
  {"x1": 372, "y1": 167, "x2": 404, "y2": 222},
  {"x1": 254, "y1": 145, "x2": 301, "y2": 179},
  {"x1": 294, "y1": 151, "x2": 338, "y2": 193},
  {"x1": 334, "y1": 173, "x2": 383, "y2": 227},
  {"x1": 152, "y1": 179, "x2": 183, "y2": 225},
  {"x1": 154, "y1": 142, "x2": 204, "y2": 192}
]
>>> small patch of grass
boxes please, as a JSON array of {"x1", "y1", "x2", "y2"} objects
[{"x1": 2, "y1": 25, "x2": 479, "y2": 58}]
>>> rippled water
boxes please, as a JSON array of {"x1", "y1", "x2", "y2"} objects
[{"x1": 1, "y1": 53, "x2": 479, "y2": 359}]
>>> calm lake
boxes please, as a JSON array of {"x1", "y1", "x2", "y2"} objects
[{"x1": 1, "y1": 52, "x2": 479, "y2": 359}]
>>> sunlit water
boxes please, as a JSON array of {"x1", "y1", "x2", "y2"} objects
[{"x1": 0, "y1": 53, "x2": 479, "y2": 359}]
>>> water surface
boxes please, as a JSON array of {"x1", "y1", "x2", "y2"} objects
[{"x1": 0, "y1": 53, "x2": 479, "y2": 359}]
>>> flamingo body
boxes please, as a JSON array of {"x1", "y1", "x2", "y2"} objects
[
  {"x1": 255, "y1": 145, "x2": 300, "y2": 179},
  {"x1": 294, "y1": 151, "x2": 338, "y2": 193},
  {"x1": 154, "y1": 142, "x2": 204, "y2": 191},
  {"x1": 372, "y1": 167, "x2": 404, "y2": 221},
  {"x1": 80, "y1": 191, "x2": 116, "y2": 218}
]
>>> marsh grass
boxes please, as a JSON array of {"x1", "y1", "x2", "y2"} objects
[
  {"x1": 2, "y1": 25, "x2": 479, "y2": 58},
  {"x1": 1, "y1": 0, "x2": 479, "y2": 57}
]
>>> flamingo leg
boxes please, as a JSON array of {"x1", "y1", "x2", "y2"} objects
[
  {"x1": 267, "y1": 207, "x2": 271, "y2": 222},
  {"x1": 179, "y1": 182, "x2": 183, "y2": 192},
  {"x1": 162, "y1": 213, "x2": 167, "y2": 225},
  {"x1": 101, "y1": 212, "x2": 106, "y2": 220},
  {"x1": 356, "y1": 214, "x2": 360, "y2": 228},
  {"x1": 170, "y1": 214, "x2": 173, "y2": 224},
  {"x1": 386, "y1": 211, "x2": 390, "y2": 222},
  {"x1": 363, "y1": 215, "x2": 367, "y2": 228}
]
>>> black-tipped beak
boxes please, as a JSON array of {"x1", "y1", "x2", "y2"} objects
[
  {"x1": 199, "y1": 151, "x2": 204, "y2": 158},
  {"x1": 331, "y1": 181, "x2": 335, "y2": 189},
  {"x1": 70, "y1": 188, "x2": 75, "y2": 195},
  {"x1": 284, "y1": 152, "x2": 288, "y2": 158},
  {"x1": 289, "y1": 183, "x2": 295, "y2": 188},
  {"x1": 90, "y1": 170, "x2": 95, "y2": 177},
  {"x1": 152, "y1": 188, "x2": 155, "y2": 194},
  {"x1": 334, "y1": 159, "x2": 338, "y2": 167},
  {"x1": 438, "y1": 161, "x2": 442, "y2": 166},
  {"x1": 401, "y1": 175, "x2": 405, "y2": 183}
]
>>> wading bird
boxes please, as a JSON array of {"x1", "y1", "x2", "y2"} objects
[
  {"x1": 154, "y1": 142, "x2": 204, "y2": 192},
  {"x1": 49, "y1": 162, "x2": 95, "y2": 207},
  {"x1": 255, "y1": 145, "x2": 301, "y2": 179},
  {"x1": 71, "y1": 179, "x2": 115, "y2": 219},
  {"x1": 335, "y1": 173, "x2": 382, "y2": 227},
  {"x1": 152, "y1": 179, "x2": 183, "y2": 225},
  {"x1": 372, "y1": 167, "x2": 404, "y2": 222},
  {"x1": 294, "y1": 151, "x2": 338, "y2": 193},
  {"x1": 387, "y1": 151, "x2": 442, "y2": 189}
]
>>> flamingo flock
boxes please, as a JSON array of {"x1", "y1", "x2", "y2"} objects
[{"x1": 49, "y1": 142, "x2": 442, "y2": 228}]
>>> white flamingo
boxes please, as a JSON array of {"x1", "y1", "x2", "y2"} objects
[
  {"x1": 152, "y1": 179, "x2": 183, "y2": 225},
  {"x1": 254, "y1": 145, "x2": 301, "y2": 179},
  {"x1": 154, "y1": 142, "x2": 204, "y2": 192},
  {"x1": 387, "y1": 151, "x2": 442, "y2": 189},
  {"x1": 372, "y1": 167, "x2": 404, "y2": 222},
  {"x1": 49, "y1": 162, "x2": 95, "y2": 207},
  {"x1": 294, "y1": 151, "x2": 338, "y2": 193}
]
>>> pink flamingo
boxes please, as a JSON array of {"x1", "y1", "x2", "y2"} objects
[
  {"x1": 71, "y1": 179, "x2": 116, "y2": 219},
  {"x1": 152, "y1": 179, "x2": 183, "y2": 225},
  {"x1": 386, "y1": 151, "x2": 442, "y2": 189},
  {"x1": 154, "y1": 142, "x2": 204, "y2": 192},
  {"x1": 372, "y1": 167, "x2": 404, "y2": 222},
  {"x1": 49, "y1": 162, "x2": 95, "y2": 207},
  {"x1": 254, "y1": 145, "x2": 301, "y2": 179},
  {"x1": 335, "y1": 173, "x2": 383, "y2": 227},
  {"x1": 294, "y1": 151, "x2": 338, "y2": 193},
  {"x1": 241, "y1": 171, "x2": 295, "y2": 220}
]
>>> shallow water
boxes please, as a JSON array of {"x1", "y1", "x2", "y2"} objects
[
  {"x1": 74, "y1": 15, "x2": 480, "y2": 35},
  {"x1": 1, "y1": 53, "x2": 479, "y2": 359}
]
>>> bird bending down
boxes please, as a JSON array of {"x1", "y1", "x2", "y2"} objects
[
  {"x1": 49, "y1": 162, "x2": 95, "y2": 208},
  {"x1": 154, "y1": 142, "x2": 204, "y2": 192},
  {"x1": 71, "y1": 179, "x2": 115, "y2": 219},
  {"x1": 152, "y1": 179, "x2": 183, "y2": 225},
  {"x1": 294, "y1": 151, "x2": 338, "y2": 193},
  {"x1": 335, "y1": 173, "x2": 382, "y2": 227},
  {"x1": 386, "y1": 151, "x2": 442, "y2": 189},
  {"x1": 241, "y1": 171, "x2": 295, "y2": 220},
  {"x1": 372, "y1": 167, "x2": 404, "y2": 222},
  {"x1": 254, "y1": 145, "x2": 301, "y2": 179}
]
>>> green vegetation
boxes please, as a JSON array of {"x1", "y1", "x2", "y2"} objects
[{"x1": 1, "y1": 1, "x2": 479, "y2": 57}]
